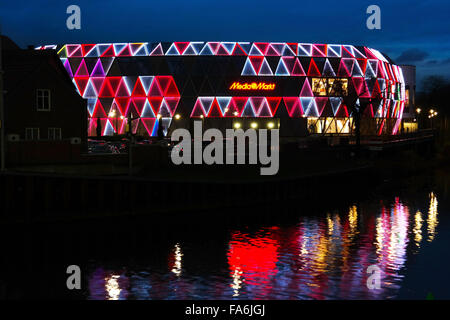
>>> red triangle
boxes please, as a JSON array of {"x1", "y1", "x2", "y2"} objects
[
  {"x1": 352, "y1": 78, "x2": 365, "y2": 95},
  {"x1": 149, "y1": 97, "x2": 163, "y2": 114},
  {"x1": 336, "y1": 104, "x2": 349, "y2": 117},
  {"x1": 117, "y1": 45, "x2": 132, "y2": 57},
  {"x1": 337, "y1": 60, "x2": 351, "y2": 77},
  {"x1": 148, "y1": 79, "x2": 163, "y2": 97},
  {"x1": 364, "y1": 47, "x2": 378, "y2": 60},
  {"x1": 101, "y1": 45, "x2": 115, "y2": 57},
  {"x1": 315, "y1": 97, "x2": 328, "y2": 116},
  {"x1": 98, "y1": 81, "x2": 115, "y2": 98},
  {"x1": 357, "y1": 59, "x2": 367, "y2": 74},
  {"x1": 225, "y1": 98, "x2": 241, "y2": 117},
  {"x1": 254, "y1": 43, "x2": 269, "y2": 55},
  {"x1": 132, "y1": 78, "x2": 147, "y2": 97},
  {"x1": 115, "y1": 78, "x2": 130, "y2": 97},
  {"x1": 156, "y1": 76, "x2": 171, "y2": 95},
  {"x1": 372, "y1": 81, "x2": 381, "y2": 98},
  {"x1": 107, "y1": 77, "x2": 121, "y2": 95},
  {"x1": 307, "y1": 59, "x2": 321, "y2": 77},
  {"x1": 131, "y1": 97, "x2": 147, "y2": 114},
  {"x1": 266, "y1": 97, "x2": 281, "y2": 115},
  {"x1": 81, "y1": 44, "x2": 95, "y2": 56},
  {"x1": 291, "y1": 58, "x2": 305, "y2": 76},
  {"x1": 232, "y1": 44, "x2": 247, "y2": 56},
  {"x1": 74, "y1": 77, "x2": 89, "y2": 96},
  {"x1": 207, "y1": 98, "x2": 223, "y2": 117},
  {"x1": 231, "y1": 97, "x2": 248, "y2": 114},
  {"x1": 216, "y1": 44, "x2": 230, "y2": 56},
  {"x1": 174, "y1": 42, "x2": 190, "y2": 54},
  {"x1": 141, "y1": 118, "x2": 157, "y2": 136},
  {"x1": 249, "y1": 56, "x2": 264, "y2": 74},
  {"x1": 286, "y1": 43, "x2": 298, "y2": 55},
  {"x1": 92, "y1": 100, "x2": 107, "y2": 118},
  {"x1": 165, "y1": 78, "x2": 180, "y2": 96},
  {"x1": 115, "y1": 98, "x2": 130, "y2": 115},
  {"x1": 283, "y1": 97, "x2": 302, "y2": 117},
  {"x1": 191, "y1": 99, "x2": 206, "y2": 117}
]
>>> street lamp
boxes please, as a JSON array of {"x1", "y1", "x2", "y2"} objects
[{"x1": 416, "y1": 108, "x2": 421, "y2": 114}]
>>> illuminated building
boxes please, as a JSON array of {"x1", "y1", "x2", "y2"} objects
[{"x1": 37, "y1": 42, "x2": 408, "y2": 137}]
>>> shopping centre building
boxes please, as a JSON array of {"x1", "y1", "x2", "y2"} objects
[{"x1": 37, "y1": 42, "x2": 416, "y2": 137}]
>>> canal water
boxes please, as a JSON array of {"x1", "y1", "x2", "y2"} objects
[{"x1": 0, "y1": 169, "x2": 449, "y2": 300}]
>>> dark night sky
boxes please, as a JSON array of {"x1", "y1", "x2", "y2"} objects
[{"x1": 1, "y1": 0, "x2": 449, "y2": 90}]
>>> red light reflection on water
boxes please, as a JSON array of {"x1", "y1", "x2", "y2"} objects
[{"x1": 227, "y1": 228, "x2": 280, "y2": 296}]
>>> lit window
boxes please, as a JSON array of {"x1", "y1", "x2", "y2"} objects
[
  {"x1": 25, "y1": 128, "x2": 40, "y2": 140},
  {"x1": 312, "y1": 78, "x2": 328, "y2": 96},
  {"x1": 405, "y1": 88, "x2": 410, "y2": 107},
  {"x1": 328, "y1": 78, "x2": 348, "y2": 96},
  {"x1": 312, "y1": 78, "x2": 348, "y2": 96},
  {"x1": 48, "y1": 128, "x2": 62, "y2": 140},
  {"x1": 37, "y1": 89, "x2": 51, "y2": 111}
]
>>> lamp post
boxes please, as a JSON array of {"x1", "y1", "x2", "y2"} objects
[{"x1": 0, "y1": 28, "x2": 5, "y2": 171}]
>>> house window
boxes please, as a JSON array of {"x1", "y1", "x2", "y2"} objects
[
  {"x1": 25, "y1": 128, "x2": 40, "y2": 140},
  {"x1": 48, "y1": 128, "x2": 62, "y2": 140},
  {"x1": 37, "y1": 89, "x2": 51, "y2": 111}
]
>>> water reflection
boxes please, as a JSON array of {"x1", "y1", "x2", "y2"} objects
[
  {"x1": 87, "y1": 192, "x2": 441, "y2": 300},
  {"x1": 427, "y1": 192, "x2": 438, "y2": 242}
]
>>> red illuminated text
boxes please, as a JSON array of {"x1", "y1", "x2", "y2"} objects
[{"x1": 229, "y1": 82, "x2": 275, "y2": 91}]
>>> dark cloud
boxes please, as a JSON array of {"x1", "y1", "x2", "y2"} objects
[{"x1": 396, "y1": 49, "x2": 429, "y2": 63}]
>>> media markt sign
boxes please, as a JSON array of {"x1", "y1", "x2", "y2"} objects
[{"x1": 229, "y1": 81, "x2": 276, "y2": 91}]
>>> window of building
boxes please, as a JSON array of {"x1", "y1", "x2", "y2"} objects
[
  {"x1": 48, "y1": 128, "x2": 62, "y2": 140},
  {"x1": 312, "y1": 78, "x2": 348, "y2": 96},
  {"x1": 312, "y1": 78, "x2": 328, "y2": 96},
  {"x1": 25, "y1": 128, "x2": 40, "y2": 140},
  {"x1": 36, "y1": 89, "x2": 51, "y2": 111},
  {"x1": 405, "y1": 87, "x2": 410, "y2": 107},
  {"x1": 328, "y1": 78, "x2": 348, "y2": 96}
]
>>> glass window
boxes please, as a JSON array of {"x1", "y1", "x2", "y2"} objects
[
  {"x1": 328, "y1": 78, "x2": 348, "y2": 96},
  {"x1": 312, "y1": 78, "x2": 328, "y2": 96},
  {"x1": 25, "y1": 128, "x2": 40, "y2": 140},
  {"x1": 48, "y1": 128, "x2": 62, "y2": 140},
  {"x1": 37, "y1": 89, "x2": 51, "y2": 111},
  {"x1": 312, "y1": 78, "x2": 348, "y2": 96}
]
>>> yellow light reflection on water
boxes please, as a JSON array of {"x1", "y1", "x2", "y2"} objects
[
  {"x1": 414, "y1": 211, "x2": 423, "y2": 247},
  {"x1": 171, "y1": 243, "x2": 183, "y2": 276},
  {"x1": 427, "y1": 192, "x2": 438, "y2": 242},
  {"x1": 231, "y1": 268, "x2": 243, "y2": 297},
  {"x1": 105, "y1": 275, "x2": 121, "y2": 300},
  {"x1": 348, "y1": 205, "x2": 358, "y2": 233}
]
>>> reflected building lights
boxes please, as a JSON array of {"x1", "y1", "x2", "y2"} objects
[
  {"x1": 231, "y1": 268, "x2": 243, "y2": 297},
  {"x1": 427, "y1": 192, "x2": 438, "y2": 242},
  {"x1": 327, "y1": 214, "x2": 334, "y2": 236},
  {"x1": 413, "y1": 211, "x2": 423, "y2": 247},
  {"x1": 171, "y1": 243, "x2": 183, "y2": 276},
  {"x1": 348, "y1": 205, "x2": 358, "y2": 233},
  {"x1": 105, "y1": 275, "x2": 121, "y2": 300}
]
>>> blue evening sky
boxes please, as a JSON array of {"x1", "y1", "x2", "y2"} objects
[{"x1": 1, "y1": 0, "x2": 449, "y2": 90}]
